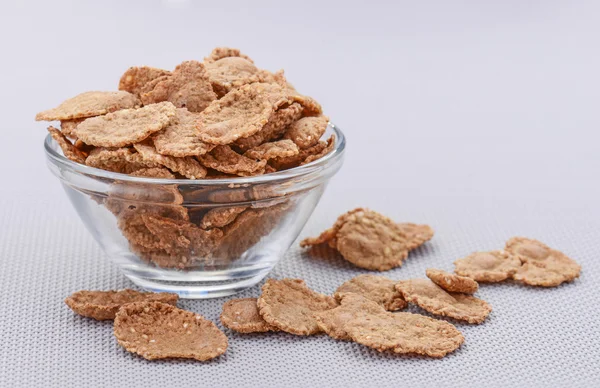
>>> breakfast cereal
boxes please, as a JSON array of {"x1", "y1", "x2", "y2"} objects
[
  {"x1": 220, "y1": 298, "x2": 278, "y2": 333},
  {"x1": 257, "y1": 278, "x2": 338, "y2": 336},
  {"x1": 396, "y1": 279, "x2": 492, "y2": 324},
  {"x1": 114, "y1": 302, "x2": 228, "y2": 361},
  {"x1": 73, "y1": 101, "x2": 177, "y2": 147},
  {"x1": 314, "y1": 294, "x2": 464, "y2": 358},
  {"x1": 426, "y1": 269, "x2": 479, "y2": 294},
  {"x1": 65, "y1": 289, "x2": 178, "y2": 320},
  {"x1": 454, "y1": 250, "x2": 522, "y2": 282},
  {"x1": 334, "y1": 274, "x2": 407, "y2": 311},
  {"x1": 36, "y1": 91, "x2": 140, "y2": 121}
]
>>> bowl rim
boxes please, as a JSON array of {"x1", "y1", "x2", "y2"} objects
[{"x1": 44, "y1": 122, "x2": 346, "y2": 186}]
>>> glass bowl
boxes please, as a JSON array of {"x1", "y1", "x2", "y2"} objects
[{"x1": 44, "y1": 123, "x2": 345, "y2": 298}]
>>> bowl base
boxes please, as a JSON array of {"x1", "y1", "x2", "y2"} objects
[{"x1": 125, "y1": 271, "x2": 270, "y2": 299}]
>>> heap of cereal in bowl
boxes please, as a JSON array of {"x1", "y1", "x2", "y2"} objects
[{"x1": 38, "y1": 47, "x2": 343, "y2": 286}]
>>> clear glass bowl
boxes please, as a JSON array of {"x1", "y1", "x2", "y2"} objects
[{"x1": 44, "y1": 124, "x2": 345, "y2": 298}]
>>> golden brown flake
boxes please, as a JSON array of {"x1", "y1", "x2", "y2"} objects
[
  {"x1": 220, "y1": 298, "x2": 278, "y2": 333},
  {"x1": 301, "y1": 210, "x2": 434, "y2": 269},
  {"x1": 109, "y1": 176, "x2": 190, "y2": 257},
  {"x1": 114, "y1": 301, "x2": 228, "y2": 361},
  {"x1": 152, "y1": 108, "x2": 215, "y2": 157},
  {"x1": 196, "y1": 83, "x2": 279, "y2": 145},
  {"x1": 243, "y1": 139, "x2": 299, "y2": 161},
  {"x1": 60, "y1": 118, "x2": 85, "y2": 138},
  {"x1": 284, "y1": 116, "x2": 329, "y2": 149},
  {"x1": 397, "y1": 222, "x2": 435, "y2": 251},
  {"x1": 264, "y1": 164, "x2": 276, "y2": 174},
  {"x1": 205, "y1": 57, "x2": 260, "y2": 97},
  {"x1": 47, "y1": 126, "x2": 87, "y2": 164},
  {"x1": 505, "y1": 237, "x2": 581, "y2": 287},
  {"x1": 454, "y1": 250, "x2": 522, "y2": 282},
  {"x1": 64, "y1": 289, "x2": 178, "y2": 320},
  {"x1": 334, "y1": 274, "x2": 407, "y2": 311},
  {"x1": 142, "y1": 214, "x2": 223, "y2": 263},
  {"x1": 199, "y1": 206, "x2": 247, "y2": 229},
  {"x1": 130, "y1": 167, "x2": 176, "y2": 179},
  {"x1": 132, "y1": 246, "x2": 192, "y2": 270},
  {"x1": 396, "y1": 279, "x2": 492, "y2": 324},
  {"x1": 85, "y1": 147, "x2": 157, "y2": 174},
  {"x1": 294, "y1": 94, "x2": 323, "y2": 117},
  {"x1": 212, "y1": 205, "x2": 288, "y2": 261},
  {"x1": 35, "y1": 91, "x2": 140, "y2": 121},
  {"x1": 117, "y1": 213, "x2": 167, "y2": 252},
  {"x1": 73, "y1": 101, "x2": 177, "y2": 147},
  {"x1": 197, "y1": 145, "x2": 266, "y2": 176},
  {"x1": 334, "y1": 209, "x2": 412, "y2": 271},
  {"x1": 505, "y1": 236, "x2": 552, "y2": 260},
  {"x1": 140, "y1": 61, "x2": 217, "y2": 113},
  {"x1": 299, "y1": 208, "x2": 365, "y2": 248},
  {"x1": 139, "y1": 75, "x2": 169, "y2": 96},
  {"x1": 74, "y1": 139, "x2": 94, "y2": 155},
  {"x1": 260, "y1": 70, "x2": 322, "y2": 116},
  {"x1": 426, "y1": 269, "x2": 479, "y2": 294},
  {"x1": 257, "y1": 278, "x2": 338, "y2": 336},
  {"x1": 118, "y1": 66, "x2": 171, "y2": 96},
  {"x1": 204, "y1": 47, "x2": 254, "y2": 63},
  {"x1": 314, "y1": 294, "x2": 464, "y2": 358},
  {"x1": 133, "y1": 142, "x2": 207, "y2": 179},
  {"x1": 235, "y1": 103, "x2": 304, "y2": 151},
  {"x1": 301, "y1": 134, "x2": 335, "y2": 165},
  {"x1": 513, "y1": 260, "x2": 579, "y2": 287},
  {"x1": 269, "y1": 139, "x2": 328, "y2": 171}
]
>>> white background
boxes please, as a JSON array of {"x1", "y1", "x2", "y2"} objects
[{"x1": 0, "y1": 1, "x2": 599, "y2": 387}]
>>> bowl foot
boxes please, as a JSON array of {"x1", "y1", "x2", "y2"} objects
[{"x1": 125, "y1": 271, "x2": 270, "y2": 299}]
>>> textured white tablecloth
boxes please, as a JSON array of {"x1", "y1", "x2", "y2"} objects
[{"x1": 1, "y1": 1, "x2": 599, "y2": 387}]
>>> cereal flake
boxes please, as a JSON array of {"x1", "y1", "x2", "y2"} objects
[
  {"x1": 197, "y1": 145, "x2": 266, "y2": 176},
  {"x1": 204, "y1": 47, "x2": 254, "y2": 63},
  {"x1": 85, "y1": 147, "x2": 157, "y2": 174},
  {"x1": 47, "y1": 126, "x2": 87, "y2": 164},
  {"x1": 152, "y1": 108, "x2": 216, "y2": 157},
  {"x1": 205, "y1": 57, "x2": 260, "y2": 97},
  {"x1": 314, "y1": 294, "x2": 464, "y2": 358},
  {"x1": 65, "y1": 289, "x2": 178, "y2": 320},
  {"x1": 119, "y1": 66, "x2": 171, "y2": 96},
  {"x1": 60, "y1": 118, "x2": 85, "y2": 138},
  {"x1": 243, "y1": 139, "x2": 299, "y2": 161},
  {"x1": 284, "y1": 116, "x2": 329, "y2": 149},
  {"x1": 335, "y1": 274, "x2": 407, "y2": 311},
  {"x1": 334, "y1": 209, "x2": 411, "y2": 271},
  {"x1": 257, "y1": 278, "x2": 338, "y2": 336},
  {"x1": 196, "y1": 83, "x2": 278, "y2": 145},
  {"x1": 220, "y1": 298, "x2": 278, "y2": 333},
  {"x1": 235, "y1": 103, "x2": 304, "y2": 151},
  {"x1": 426, "y1": 269, "x2": 479, "y2": 294},
  {"x1": 505, "y1": 237, "x2": 581, "y2": 287},
  {"x1": 454, "y1": 250, "x2": 522, "y2": 282},
  {"x1": 114, "y1": 301, "x2": 228, "y2": 361},
  {"x1": 200, "y1": 206, "x2": 247, "y2": 229},
  {"x1": 36, "y1": 91, "x2": 140, "y2": 121},
  {"x1": 396, "y1": 279, "x2": 492, "y2": 324},
  {"x1": 73, "y1": 101, "x2": 177, "y2": 147},
  {"x1": 141, "y1": 61, "x2": 217, "y2": 113},
  {"x1": 133, "y1": 142, "x2": 207, "y2": 179}
]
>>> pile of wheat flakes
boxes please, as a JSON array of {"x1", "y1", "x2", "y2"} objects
[
  {"x1": 64, "y1": 209, "x2": 581, "y2": 361},
  {"x1": 37, "y1": 47, "x2": 334, "y2": 270}
]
